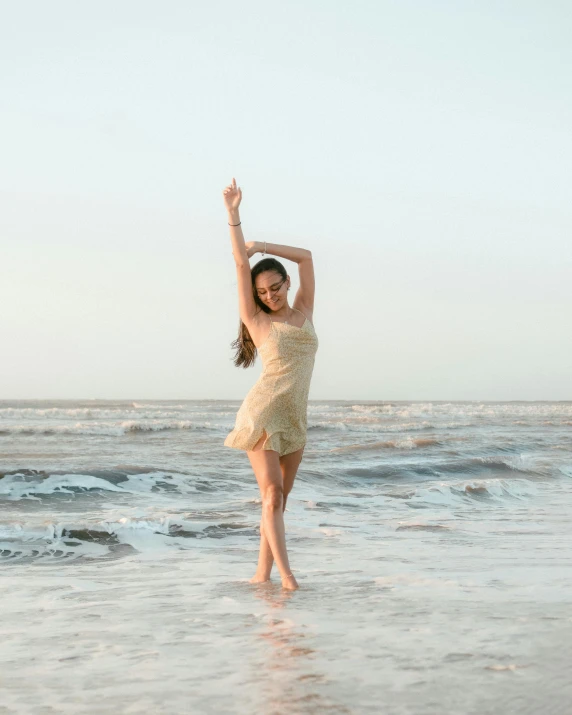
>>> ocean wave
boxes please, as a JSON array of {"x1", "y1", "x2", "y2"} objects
[
  {"x1": 387, "y1": 477, "x2": 539, "y2": 507},
  {"x1": 0, "y1": 514, "x2": 256, "y2": 562},
  {"x1": 308, "y1": 420, "x2": 473, "y2": 433},
  {"x1": 0, "y1": 420, "x2": 228, "y2": 436},
  {"x1": 338, "y1": 453, "x2": 548, "y2": 482},
  {"x1": 131, "y1": 402, "x2": 187, "y2": 410},
  {"x1": 330, "y1": 437, "x2": 444, "y2": 452},
  {"x1": 0, "y1": 468, "x2": 209, "y2": 500},
  {"x1": 350, "y1": 404, "x2": 397, "y2": 414},
  {"x1": 0, "y1": 473, "x2": 126, "y2": 499},
  {"x1": 343, "y1": 402, "x2": 572, "y2": 419},
  {"x1": 0, "y1": 406, "x2": 193, "y2": 419}
]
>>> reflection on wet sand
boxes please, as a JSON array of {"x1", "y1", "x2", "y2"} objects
[{"x1": 249, "y1": 584, "x2": 351, "y2": 714}]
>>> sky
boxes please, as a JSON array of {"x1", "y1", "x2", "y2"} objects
[{"x1": 1, "y1": 1, "x2": 571, "y2": 400}]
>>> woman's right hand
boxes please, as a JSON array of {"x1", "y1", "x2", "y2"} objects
[
  {"x1": 244, "y1": 241, "x2": 259, "y2": 258},
  {"x1": 223, "y1": 177, "x2": 242, "y2": 212}
]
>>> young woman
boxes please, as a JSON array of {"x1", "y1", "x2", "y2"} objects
[{"x1": 222, "y1": 177, "x2": 319, "y2": 591}]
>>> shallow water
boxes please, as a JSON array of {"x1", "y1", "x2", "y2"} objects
[{"x1": 1, "y1": 399, "x2": 571, "y2": 713}]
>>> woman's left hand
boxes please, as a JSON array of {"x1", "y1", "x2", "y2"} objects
[{"x1": 245, "y1": 241, "x2": 259, "y2": 258}]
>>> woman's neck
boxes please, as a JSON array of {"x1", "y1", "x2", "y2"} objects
[{"x1": 271, "y1": 304, "x2": 293, "y2": 321}]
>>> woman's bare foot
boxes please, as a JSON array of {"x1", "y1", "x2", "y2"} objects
[
  {"x1": 281, "y1": 573, "x2": 299, "y2": 591},
  {"x1": 249, "y1": 572, "x2": 271, "y2": 584}
]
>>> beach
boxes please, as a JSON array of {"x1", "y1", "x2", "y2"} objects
[{"x1": 1, "y1": 399, "x2": 571, "y2": 713}]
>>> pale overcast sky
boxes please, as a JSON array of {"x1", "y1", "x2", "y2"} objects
[{"x1": 1, "y1": 1, "x2": 571, "y2": 400}]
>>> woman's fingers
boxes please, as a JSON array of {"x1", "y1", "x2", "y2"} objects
[{"x1": 222, "y1": 178, "x2": 239, "y2": 194}]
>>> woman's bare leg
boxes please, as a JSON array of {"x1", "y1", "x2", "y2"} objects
[
  {"x1": 250, "y1": 517, "x2": 274, "y2": 583},
  {"x1": 248, "y1": 437, "x2": 304, "y2": 588},
  {"x1": 247, "y1": 444, "x2": 293, "y2": 587},
  {"x1": 253, "y1": 446, "x2": 305, "y2": 581}
]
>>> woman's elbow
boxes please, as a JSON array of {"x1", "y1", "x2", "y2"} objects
[{"x1": 233, "y1": 252, "x2": 249, "y2": 268}]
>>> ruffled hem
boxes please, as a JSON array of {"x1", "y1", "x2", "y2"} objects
[{"x1": 224, "y1": 426, "x2": 305, "y2": 457}]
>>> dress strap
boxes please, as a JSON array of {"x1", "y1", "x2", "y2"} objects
[{"x1": 293, "y1": 307, "x2": 312, "y2": 325}]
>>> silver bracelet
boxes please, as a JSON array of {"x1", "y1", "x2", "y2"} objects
[{"x1": 261, "y1": 241, "x2": 266, "y2": 256}]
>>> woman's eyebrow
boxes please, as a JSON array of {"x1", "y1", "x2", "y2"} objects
[{"x1": 257, "y1": 283, "x2": 280, "y2": 291}]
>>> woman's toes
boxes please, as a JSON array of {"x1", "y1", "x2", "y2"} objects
[{"x1": 249, "y1": 574, "x2": 270, "y2": 584}]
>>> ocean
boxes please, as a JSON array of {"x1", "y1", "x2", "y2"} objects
[{"x1": 1, "y1": 399, "x2": 571, "y2": 714}]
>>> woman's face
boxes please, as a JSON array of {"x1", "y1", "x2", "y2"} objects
[{"x1": 255, "y1": 271, "x2": 289, "y2": 310}]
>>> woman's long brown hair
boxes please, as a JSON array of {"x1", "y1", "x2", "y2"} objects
[{"x1": 230, "y1": 257, "x2": 288, "y2": 368}]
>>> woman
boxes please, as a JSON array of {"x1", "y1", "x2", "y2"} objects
[{"x1": 222, "y1": 177, "x2": 319, "y2": 591}]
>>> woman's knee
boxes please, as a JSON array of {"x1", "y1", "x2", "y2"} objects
[{"x1": 262, "y1": 483, "x2": 284, "y2": 512}]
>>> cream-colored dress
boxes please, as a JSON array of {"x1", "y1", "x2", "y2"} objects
[{"x1": 224, "y1": 307, "x2": 319, "y2": 457}]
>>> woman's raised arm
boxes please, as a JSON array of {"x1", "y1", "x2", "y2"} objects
[
  {"x1": 223, "y1": 178, "x2": 248, "y2": 267},
  {"x1": 223, "y1": 178, "x2": 259, "y2": 326}
]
